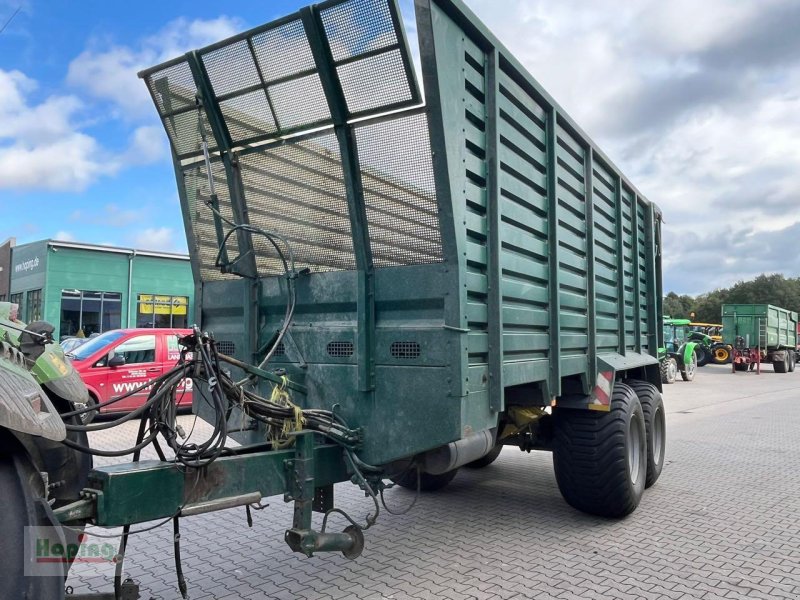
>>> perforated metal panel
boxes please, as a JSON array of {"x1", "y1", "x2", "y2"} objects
[
  {"x1": 390, "y1": 341, "x2": 420, "y2": 359},
  {"x1": 216, "y1": 340, "x2": 236, "y2": 356},
  {"x1": 182, "y1": 161, "x2": 240, "y2": 281},
  {"x1": 327, "y1": 341, "x2": 354, "y2": 357},
  {"x1": 355, "y1": 112, "x2": 443, "y2": 267},
  {"x1": 320, "y1": 0, "x2": 418, "y2": 115},
  {"x1": 146, "y1": 60, "x2": 218, "y2": 159},
  {"x1": 239, "y1": 133, "x2": 357, "y2": 275}
]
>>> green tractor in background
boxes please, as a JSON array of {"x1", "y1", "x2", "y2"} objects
[{"x1": 659, "y1": 318, "x2": 700, "y2": 384}]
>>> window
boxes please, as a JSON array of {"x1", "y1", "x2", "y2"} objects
[
  {"x1": 60, "y1": 290, "x2": 122, "y2": 337},
  {"x1": 71, "y1": 330, "x2": 126, "y2": 361},
  {"x1": 9, "y1": 292, "x2": 22, "y2": 311},
  {"x1": 26, "y1": 289, "x2": 42, "y2": 322},
  {"x1": 113, "y1": 334, "x2": 156, "y2": 365},
  {"x1": 137, "y1": 294, "x2": 188, "y2": 328}
]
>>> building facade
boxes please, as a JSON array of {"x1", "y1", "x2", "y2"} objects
[
  {"x1": 0, "y1": 237, "x2": 14, "y2": 301},
  {"x1": 9, "y1": 240, "x2": 194, "y2": 340}
]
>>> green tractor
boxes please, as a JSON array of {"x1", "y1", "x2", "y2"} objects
[
  {"x1": 659, "y1": 318, "x2": 700, "y2": 384},
  {"x1": 686, "y1": 329, "x2": 713, "y2": 367}
]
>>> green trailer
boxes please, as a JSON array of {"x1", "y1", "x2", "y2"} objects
[
  {"x1": 1, "y1": 1, "x2": 667, "y2": 597},
  {"x1": 722, "y1": 304, "x2": 798, "y2": 373}
]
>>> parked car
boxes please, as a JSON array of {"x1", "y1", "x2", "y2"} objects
[{"x1": 67, "y1": 328, "x2": 193, "y2": 419}]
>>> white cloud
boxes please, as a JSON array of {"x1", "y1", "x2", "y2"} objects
[
  {"x1": 53, "y1": 230, "x2": 76, "y2": 242},
  {"x1": 131, "y1": 227, "x2": 181, "y2": 252},
  {"x1": 462, "y1": 0, "x2": 800, "y2": 293},
  {"x1": 67, "y1": 16, "x2": 244, "y2": 117}
]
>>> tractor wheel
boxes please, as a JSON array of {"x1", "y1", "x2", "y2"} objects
[
  {"x1": 712, "y1": 345, "x2": 731, "y2": 364},
  {"x1": 681, "y1": 352, "x2": 697, "y2": 381},
  {"x1": 695, "y1": 345, "x2": 710, "y2": 367},
  {"x1": 660, "y1": 358, "x2": 678, "y2": 384},
  {"x1": 625, "y1": 380, "x2": 666, "y2": 489},
  {"x1": 0, "y1": 444, "x2": 67, "y2": 600},
  {"x1": 774, "y1": 354, "x2": 789, "y2": 373},
  {"x1": 464, "y1": 445, "x2": 503, "y2": 469},
  {"x1": 392, "y1": 468, "x2": 459, "y2": 492},
  {"x1": 552, "y1": 382, "x2": 647, "y2": 518}
]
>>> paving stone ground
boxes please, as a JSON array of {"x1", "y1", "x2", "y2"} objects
[{"x1": 66, "y1": 364, "x2": 800, "y2": 599}]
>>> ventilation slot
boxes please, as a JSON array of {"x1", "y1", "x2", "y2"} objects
[
  {"x1": 216, "y1": 340, "x2": 236, "y2": 356},
  {"x1": 273, "y1": 342, "x2": 286, "y2": 356},
  {"x1": 390, "y1": 341, "x2": 421, "y2": 359},
  {"x1": 327, "y1": 341, "x2": 354, "y2": 357}
]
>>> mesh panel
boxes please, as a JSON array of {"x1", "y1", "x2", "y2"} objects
[
  {"x1": 183, "y1": 162, "x2": 240, "y2": 281},
  {"x1": 239, "y1": 134, "x2": 357, "y2": 275},
  {"x1": 216, "y1": 340, "x2": 236, "y2": 356},
  {"x1": 355, "y1": 112, "x2": 443, "y2": 267},
  {"x1": 147, "y1": 60, "x2": 197, "y2": 114},
  {"x1": 321, "y1": 0, "x2": 397, "y2": 62},
  {"x1": 251, "y1": 19, "x2": 317, "y2": 81},
  {"x1": 162, "y1": 109, "x2": 216, "y2": 157},
  {"x1": 338, "y1": 48, "x2": 412, "y2": 114},
  {"x1": 219, "y1": 90, "x2": 277, "y2": 144},
  {"x1": 203, "y1": 40, "x2": 261, "y2": 96},
  {"x1": 268, "y1": 74, "x2": 330, "y2": 130}
]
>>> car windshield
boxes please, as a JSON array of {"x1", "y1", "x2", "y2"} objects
[{"x1": 69, "y1": 330, "x2": 126, "y2": 361}]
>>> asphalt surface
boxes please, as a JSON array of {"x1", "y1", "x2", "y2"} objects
[{"x1": 66, "y1": 363, "x2": 800, "y2": 599}]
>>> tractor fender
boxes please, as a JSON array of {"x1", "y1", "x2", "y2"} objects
[
  {"x1": 0, "y1": 342, "x2": 66, "y2": 442},
  {"x1": 683, "y1": 341, "x2": 699, "y2": 366}
]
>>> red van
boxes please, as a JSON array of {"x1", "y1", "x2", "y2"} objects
[{"x1": 67, "y1": 328, "x2": 193, "y2": 415}]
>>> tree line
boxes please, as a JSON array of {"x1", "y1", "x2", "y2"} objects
[{"x1": 663, "y1": 274, "x2": 800, "y2": 323}]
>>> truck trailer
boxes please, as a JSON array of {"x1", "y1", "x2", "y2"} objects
[
  {"x1": 0, "y1": 1, "x2": 666, "y2": 597},
  {"x1": 722, "y1": 304, "x2": 798, "y2": 373}
]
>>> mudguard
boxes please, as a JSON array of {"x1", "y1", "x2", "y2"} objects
[
  {"x1": 683, "y1": 341, "x2": 699, "y2": 366},
  {"x1": 0, "y1": 342, "x2": 66, "y2": 442}
]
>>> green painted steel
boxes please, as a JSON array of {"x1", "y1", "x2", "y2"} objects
[
  {"x1": 139, "y1": 0, "x2": 662, "y2": 468},
  {"x1": 81, "y1": 442, "x2": 349, "y2": 527},
  {"x1": 722, "y1": 304, "x2": 798, "y2": 350}
]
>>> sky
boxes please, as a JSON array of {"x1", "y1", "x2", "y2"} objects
[{"x1": 1, "y1": 0, "x2": 798, "y2": 295}]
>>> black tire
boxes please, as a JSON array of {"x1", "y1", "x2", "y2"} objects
[
  {"x1": 681, "y1": 352, "x2": 697, "y2": 381},
  {"x1": 774, "y1": 354, "x2": 788, "y2": 373},
  {"x1": 79, "y1": 393, "x2": 98, "y2": 424},
  {"x1": 695, "y1": 346, "x2": 710, "y2": 367},
  {"x1": 464, "y1": 445, "x2": 503, "y2": 469},
  {"x1": 660, "y1": 357, "x2": 677, "y2": 384},
  {"x1": 392, "y1": 468, "x2": 459, "y2": 492},
  {"x1": 734, "y1": 362, "x2": 748, "y2": 372},
  {"x1": 624, "y1": 380, "x2": 666, "y2": 488},
  {"x1": 789, "y1": 352, "x2": 796, "y2": 373},
  {"x1": 552, "y1": 382, "x2": 647, "y2": 518},
  {"x1": 0, "y1": 446, "x2": 67, "y2": 600},
  {"x1": 712, "y1": 345, "x2": 731, "y2": 364}
]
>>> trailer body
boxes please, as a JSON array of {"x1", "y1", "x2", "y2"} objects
[
  {"x1": 38, "y1": 0, "x2": 666, "y2": 582},
  {"x1": 722, "y1": 303, "x2": 798, "y2": 372}
]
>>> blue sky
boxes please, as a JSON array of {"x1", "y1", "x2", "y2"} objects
[{"x1": 2, "y1": 0, "x2": 799, "y2": 294}]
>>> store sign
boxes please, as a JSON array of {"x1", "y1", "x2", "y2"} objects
[
  {"x1": 139, "y1": 295, "x2": 188, "y2": 315},
  {"x1": 14, "y1": 256, "x2": 41, "y2": 274}
]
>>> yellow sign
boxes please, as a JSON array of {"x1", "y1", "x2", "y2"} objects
[{"x1": 139, "y1": 295, "x2": 188, "y2": 315}]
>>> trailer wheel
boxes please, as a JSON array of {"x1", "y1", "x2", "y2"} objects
[
  {"x1": 0, "y1": 446, "x2": 67, "y2": 600},
  {"x1": 624, "y1": 380, "x2": 666, "y2": 488},
  {"x1": 789, "y1": 352, "x2": 796, "y2": 373},
  {"x1": 660, "y1": 358, "x2": 677, "y2": 384},
  {"x1": 464, "y1": 444, "x2": 503, "y2": 469},
  {"x1": 680, "y1": 352, "x2": 697, "y2": 381},
  {"x1": 391, "y1": 468, "x2": 459, "y2": 492},
  {"x1": 734, "y1": 362, "x2": 748, "y2": 372},
  {"x1": 774, "y1": 354, "x2": 789, "y2": 373},
  {"x1": 552, "y1": 382, "x2": 647, "y2": 518}
]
